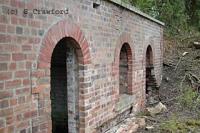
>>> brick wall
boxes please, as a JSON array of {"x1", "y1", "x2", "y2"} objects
[{"x1": 0, "y1": 0, "x2": 164, "y2": 133}]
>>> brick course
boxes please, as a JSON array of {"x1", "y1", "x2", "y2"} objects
[{"x1": 0, "y1": 0, "x2": 163, "y2": 132}]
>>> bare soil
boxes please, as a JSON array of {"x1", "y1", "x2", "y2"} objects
[{"x1": 138, "y1": 34, "x2": 200, "y2": 133}]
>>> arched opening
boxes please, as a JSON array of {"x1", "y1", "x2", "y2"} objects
[
  {"x1": 119, "y1": 44, "x2": 130, "y2": 95},
  {"x1": 51, "y1": 37, "x2": 80, "y2": 133},
  {"x1": 146, "y1": 45, "x2": 153, "y2": 94},
  {"x1": 145, "y1": 45, "x2": 157, "y2": 104},
  {"x1": 146, "y1": 46, "x2": 153, "y2": 68},
  {"x1": 116, "y1": 43, "x2": 133, "y2": 112}
]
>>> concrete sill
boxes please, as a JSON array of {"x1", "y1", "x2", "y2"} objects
[{"x1": 115, "y1": 94, "x2": 135, "y2": 113}]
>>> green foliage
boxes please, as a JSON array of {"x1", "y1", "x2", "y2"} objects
[
  {"x1": 178, "y1": 87, "x2": 199, "y2": 110},
  {"x1": 158, "y1": 0, "x2": 188, "y2": 34},
  {"x1": 122, "y1": 0, "x2": 200, "y2": 35},
  {"x1": 130, "y1": 0, "x2": 157, "y2": 16},
  {"x1": 185, "y1": 0, "x2": 200, "y2": 29},
  {"x1": 136, "y1": 111, "x2": 147, "y2": 117},
  {"x1": 160, "y1": 117, "x2": 187, "y2": 133},
  {"x1": 160, "y1": 117, "x2": 200, "y2": 133},
  {"x1": 177, "y1": 87, "x2": 200, "y2": 117}
]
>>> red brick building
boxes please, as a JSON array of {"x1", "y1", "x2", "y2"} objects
[{"x1": 0, "y1": 0, "x2": 164, "y2": 132}]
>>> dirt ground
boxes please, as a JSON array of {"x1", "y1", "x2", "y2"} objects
[{"x1": 138, "y1": 34, "x2": 200, "y2": 133}]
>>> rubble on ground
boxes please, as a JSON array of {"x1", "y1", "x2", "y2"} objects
[
  {"x1": 193, "y1": 42, "x2": 200, "y2": 49},
  {"x1": 105, "y1": 115, "x2": 145, "y2": 133},
  {"x1": 145, "y1": 102, "x2": 167, "y2": 116}
]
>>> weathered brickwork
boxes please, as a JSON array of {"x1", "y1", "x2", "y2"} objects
[{"x1": 0, "y1": 0, "x2": 164, "y2": 133}]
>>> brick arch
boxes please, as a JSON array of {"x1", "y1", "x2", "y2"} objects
[
  {"x1": 37, "y1": 19, "x2": 91, "y2": 69},
  {"x1": 113, "y1": 33, "x2": 135, "y2": 72},
  {"x1": 146, "y1": 45, "x2": 153, "y2": 65},
  {"x1": 142, "y1": 37, "x2": 156, "y2": 69},
  {"x1": 143, "y1": 37, "x2": 161, "y2": 86},
  {"x1": 140, "y1": 37, "x2": 156, "y2": 107},
  {"x1": 113, "y1": 33, "x2": 135, "y2": 94},
  {"x1": 35, "y1": 19, "x2": 91, "y2": 133},
  {"x1": 142, "y1": 37, "x2": 157, "y2": 79}
]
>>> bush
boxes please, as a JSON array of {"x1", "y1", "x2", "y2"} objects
[
  {"x1": 178, "y1": 87, "x2": 198, "y2": 110},
  {"x1": 160, "y1": 117, "x2": 200, "y2": 133},
  {"x1": 122, "y1": 0, "x2": 200, "y2": 35}
]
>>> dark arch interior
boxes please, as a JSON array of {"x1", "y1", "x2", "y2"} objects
[
  {"x1": 146, "y1": 46, "x2": 153, "y2": 68},
  {"x1": 145, "y1": 45, "x2": 154, "y2": 94},
  {"x1": 119, "y1": 43, "x2": 130, "y2": 95},
  {"x1": 51, "y1": 37, "x2": 80, "y2": 133},
  {"x1": 116, "y1": 43, "x2": 134, "y2": 113}
]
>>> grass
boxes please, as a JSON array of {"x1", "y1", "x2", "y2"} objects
[{"x1": 160, "y1": 117, "x2": 200, "y2": 133}]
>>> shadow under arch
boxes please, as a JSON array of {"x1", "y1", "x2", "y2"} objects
[
  {"x1": 119, "y1": 43, "x2": 133, "y2": 95},
  {"x1": 144, "y1": 44, "x2": 160, "y2": 105},
  {"x1": 145, "y1": 45, "x2": 154, "y2": 94},
  {"x1": 50, "y1": 37, "x2": 82, "y2": 133}
]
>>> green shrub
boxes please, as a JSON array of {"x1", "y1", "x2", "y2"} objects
[
  {"x1": 160, "y1": 117, "x2": 200, "y2": 133},
  {"x1": 178, "y1": 87, "x2": 200, "y2": 111},
  {"x1": 160, "y1": 116, "x2": 187, "y2": 133}
]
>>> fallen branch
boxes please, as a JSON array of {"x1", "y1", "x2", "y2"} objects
[
  {"x1": 188, "y1": 73, "x2": 200, "y2": 92},
  {"x1": 174, "y1": 57, "x2": 182, "y2": 71},
  {"x1": 174, "y1": 52, "x2": 189, "y2": 71},
  {"x1": 162, "y1": 96, "x2": 180, "y2": 104},
  {"x1": 163, "y1": 62, "x2": 175, "y2": 67},
  {"x1": 180, "y1": 35, "x2": 200, "y2": 42},
  {"x1": 180, "y1": 74, "x2": 187, "y2": 89},
  {"x1": 181, "y1": 72, "x2": 200, "y2": 92},
  {"x1": 143, "y1": 116, "x2": 161, "y2": 123},
  {"x1": 188, "y1": 72, "x2": 200, "y2": 83},
  {"x1": 163, "y1": 58, "x2": 176, "y2": 68}
]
